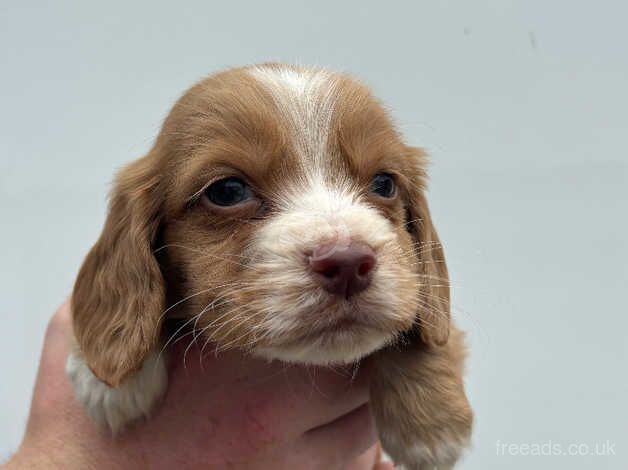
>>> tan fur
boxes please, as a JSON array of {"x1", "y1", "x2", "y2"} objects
[
  {"x1": 72, "y1": 155, "x2": 165, "y2": 386},
  {"x1": 70, "y1": 64, "x2": 472, "y2": 468},
  {"x1": 371, "y1": 329, "x2": 473, "y2": 469}
]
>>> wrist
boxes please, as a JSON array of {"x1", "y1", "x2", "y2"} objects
[
  {"x1": 5, "y1": 439, "x2": 96, "y2": 470},
  {"x1": 6, "y1": 426, "x2": 131, "y2": 470}
]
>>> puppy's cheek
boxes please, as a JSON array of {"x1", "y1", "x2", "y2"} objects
[
  {"x1": 368, "y1": 255, "x2": 419, "y2": 327},
  {"x1": 193, "y1": 299, "x2": 262, "y2": 352}
]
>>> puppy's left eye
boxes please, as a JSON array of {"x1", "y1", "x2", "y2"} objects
[
  {"x1": 370, "y1": 173, "x2": 396, "y2": 198},
  {"x1": 204, "y1": 177, "x2": 253, "y2": 207}
]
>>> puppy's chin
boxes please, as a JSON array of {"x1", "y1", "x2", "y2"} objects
[{"x1": 252, "y1": 326, "x2": 394, "y2": 365}]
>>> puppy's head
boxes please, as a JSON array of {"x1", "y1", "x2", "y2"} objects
[{"x1": 72, "y1": 64, "x2": 450, "y2": 386}]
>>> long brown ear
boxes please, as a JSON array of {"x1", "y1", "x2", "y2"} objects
[
  {"x1": 72, "y1": 155, "x2": 165, "y2": 387},
  {"x1": 405, "y1": 148, "x2": 450, "y2": 346}
]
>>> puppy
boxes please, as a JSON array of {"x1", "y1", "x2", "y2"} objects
[{"x1": 66, "y1": 64, "x2": 472, "y2": 469}]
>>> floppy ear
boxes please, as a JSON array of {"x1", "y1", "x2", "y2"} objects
[
  {"x1": 405, "y1": 148, "x2": 450, "y2": 346},
  {"x1": 72, "y1": 155, "x2": 165, "y2": 387}
]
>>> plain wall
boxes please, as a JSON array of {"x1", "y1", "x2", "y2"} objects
[{"x1": 1, "y1": 1, "x2": 627, "y2": 468}]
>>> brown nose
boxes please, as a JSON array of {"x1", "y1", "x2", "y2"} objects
[{"x1": 309, "y1": 242, "x2": 376, "y2": 298}]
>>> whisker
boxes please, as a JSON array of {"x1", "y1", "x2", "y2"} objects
[
  {"x1": 156, "y1": 282, "x2": 243, "y2": 323},
  {"x1": 153, "y1": 243, "x2": 261, "y2": 271}
]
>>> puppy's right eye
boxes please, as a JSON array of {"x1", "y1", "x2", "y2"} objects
[{"x1": 204, "y1": 177, "x2": 253, "y2": 207}]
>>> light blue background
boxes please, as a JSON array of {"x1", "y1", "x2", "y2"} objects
[{"x1": 1, "y1": 1, "x2": 627, "y2": 468}]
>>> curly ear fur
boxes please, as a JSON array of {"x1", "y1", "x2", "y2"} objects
[
  {"x1": 405, "y1": 147, "x2": 451, "y2": 346},
  {"x1": 72, "y1": 155, "x2": 165, "y2": 387}
]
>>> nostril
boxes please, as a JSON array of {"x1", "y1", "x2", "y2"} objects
[
  {"x1": 321, "y1": 264, "x2": 340, "y2": 279},
  {"x1": 357, "y1": 259, "x2": 374, "y2": 277}
]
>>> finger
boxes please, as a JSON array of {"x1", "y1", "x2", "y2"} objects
[
  {"x1": 167, "y1": 343, "x2": 372, "y2": 435},
  {"x1": 287, "y1": 365, "x2": 372, "y2": 431},
  {"x1": 301, "y1": 403, "x2": 378, "y2": 466},
  {"x1": 43, "y1": 299, "x2": 73, "y2": 355},
  {"x1": 34, "y1": 300, "x2": 74, "y2": 393},
  {"x1": 26, "y1": 300, "x2": 93, "y2": 435}
]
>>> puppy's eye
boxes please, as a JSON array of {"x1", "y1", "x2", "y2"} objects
[
  {"x1": 370, "y1": 173, "x2": 396, "y2": 198},
  {"x1": 204, "y1": 177, "x2": 253, "y2": 206}
]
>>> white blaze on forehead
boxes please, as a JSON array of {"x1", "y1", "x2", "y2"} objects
[{"x1": 247, "y1": 65, "x2": 338, "y2": 176}]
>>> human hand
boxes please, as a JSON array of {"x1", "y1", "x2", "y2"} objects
[{"x1": 6, "y1": 301, "x2": 394, "y2": 470}]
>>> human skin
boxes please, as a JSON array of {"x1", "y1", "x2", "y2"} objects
[{"x1": 4, "y1": 301, "x2": 394, "y2": 470}]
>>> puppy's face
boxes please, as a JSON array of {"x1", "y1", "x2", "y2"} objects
[{"x1": 72, "y1": 65, "x2": 450, "y2": 386}]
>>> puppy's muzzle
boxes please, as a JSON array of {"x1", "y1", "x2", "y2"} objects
[{"x1": 308, "y1": 241, "x2": 376, "y2": 299}]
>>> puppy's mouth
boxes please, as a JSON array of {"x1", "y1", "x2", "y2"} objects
[
  {"x1": 297, "y1": 296, "x2": 384, "y2": 333},
  {"x1": 253, "y1": 313, "x2": 389, "y2": 365},
  {"x1": 245, "y1": 258, "x2": 413, "y2": 365},
  {"x1": 252, "y1": 305, "x2": 393, "y2": 365},
  {"x1": 328, "y1": 316, "x2": 361, "y2": 330},
  {"x1": 300, "y1": 315, "x2": 372, "y2": 340}
]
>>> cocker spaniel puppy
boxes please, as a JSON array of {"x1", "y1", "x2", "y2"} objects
[{"x1": 66, "y1": 64, "x2": 473, "y2": 469}]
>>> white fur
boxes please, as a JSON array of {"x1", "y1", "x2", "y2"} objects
[
  {"x1": 255, "y1": 326, "x2": 391, "y2": 365},
  {"x1": 406, "y1": 441, "x2": 466, "y2": 469},
  {"x1": 247, "y1": 65, "x2": 337, "y2": 176},
  {"x1": 382, "y1": 429, "x2": 469, "y2": 470},
  {"x1": 66, "y1": 351, "x2": 167, "y2": 433},
  {"x1": 263, "y1": 181, "x2": 396, "y2": 247}
]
